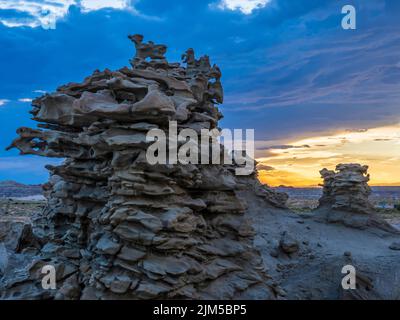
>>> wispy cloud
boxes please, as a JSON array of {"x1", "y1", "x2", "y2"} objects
[
  {"x1": 80, "y1": 0, "x2": 131, "y2": 12},
  {"x1": 224, "y1": 28, "x2": 400, "y2": 112},
  {"x1": 0, "y1": 0, "x2": 75, "y2": 28},
  {"x1": 0, "y1": 156, "x2": 61, "y2": 171},
  {"x1": 213, "y1": 0, "x2": 271, "y2": 15},
  {"x1": 0, "y1": 156, "x2": 62, "y2": 183},
  {"x1": 259, "y1": 144, "x2": 311, "y2": 151},
  {"x1": 18, "y1": 98, "x2": 33, "y2": 103},
  {"x1": 0, "y1": 0, "x2": 134, "y2": 29},
  {"x1": 0, "y1": 99, "x2": 9, "y2": 106}
]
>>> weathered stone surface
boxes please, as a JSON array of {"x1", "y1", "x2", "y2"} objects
[
  {"x1": 2, "y1": 34, "x2": 279, "y2": 300},
  {"x1": 389, "y1": 242, "x2": 400, "y2": 251},
  {"x1": 100, "y1": 273, "x2": 132, "y2": 294},
  {"x1": 319, "y1": 163, "x2": 373, "y2": 214},
  {"x1": 0, "y1": 243, "x2": 8, "y2": 275},
  {"x1": 135, "y1": 280, "x2": 171, "y2": 299},
  {"x1": 117, "y1": 246, "x2": 146, "y2": 262},
  {"x1": 279, "y1": 232, "x2": 299, "y2": 254},
  {"x1": 0, "y1": 217, "x2": 39, "y2": 252},
  {"x1": 316, "y1": 163, "x2": 399, "y2": 233},
  {"x1": 95, "y1": 234, "x2": 121, "y2": 255}
]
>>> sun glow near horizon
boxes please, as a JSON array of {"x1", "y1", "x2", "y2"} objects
[{"x1": 256, "y1": 124, "x2": 400, "y2": 187}]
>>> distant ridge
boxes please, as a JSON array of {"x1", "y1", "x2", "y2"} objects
[
  {"x1": 0, "y1": 180, "x2": 43, "y2": 198},
  {"x1": 272, "y1": 186, "x2": 400, "y2": 202},
  {"x1": 0, "y1": 180, "x2": 26, "y2": 187}
]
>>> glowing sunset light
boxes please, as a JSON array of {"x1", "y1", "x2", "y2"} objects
[{"x1": 256, "y1": 124, "x2": 400, "y2": 187}]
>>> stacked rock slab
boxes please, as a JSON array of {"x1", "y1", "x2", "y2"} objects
[
  {"x1": 319, "y1": 163, "x2": 374, "y2": 214},
  {"x1": 316, "y1": 163, "x2": 398, "y2": 233},
  {"x1": 2, "y1": 35, "x2": 279, "y2": 299}
]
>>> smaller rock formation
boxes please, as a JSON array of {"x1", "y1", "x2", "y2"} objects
[
  {"x1": 319, "y1": 163, "x2": 373, "y2": 214},
  {"x1": 316, "y1": 163, "x2": 398, "y2": 233},
  {"x1": 278, "y1": 232, "x2": 299, "y2": 255},
  {"x1": 0, "y1": 217, "x2": 40, "y2": 253},
  {"x1": 128, "y1": 34, "x2": 167, "y2": 68}
]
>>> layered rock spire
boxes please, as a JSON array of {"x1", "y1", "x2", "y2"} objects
[
  {"x1": 2, "y1": 34, "x2": 283, "y2": 299},
  {"x1": 319, "y1": 163, "x2": 373, "y2": 214}
]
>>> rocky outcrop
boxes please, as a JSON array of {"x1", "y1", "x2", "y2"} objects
[
  {"x1": 1, "y1": 35, "x2": 284, "y2": 300},
  {"x1": 0, "y1": 181, "x2": 43, "y2": 198},
  {"x1": 316, "y1": 164, "x2": 398, "y2": 233},
  {"x1": 319, "y1": 164, "x2": 374, "y2": 214},
  {"x1": 3, "y1": 35, "x2": 397, "y2": 301}
]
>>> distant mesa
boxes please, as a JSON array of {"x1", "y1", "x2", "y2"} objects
[
  {"x1": 0, "y1": 180, "x2": 27, "y2": 187},
  {"x1": 0, "y1": 180, "x2": 43, "y2": 198},
  {"x1": 276, "y1": 185, "x2": 294, "y2": 189}
]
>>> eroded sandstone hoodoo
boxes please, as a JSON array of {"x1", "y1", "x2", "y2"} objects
[
  {"x1": 319, "y1": 163, "x2": 374, "y2": 214},
  {"x1": 316, "y1": 163, "x2": 398, "y2": 233},
  {"x1": 1, "y1": 35, "x2": 284, "y2": 299}
]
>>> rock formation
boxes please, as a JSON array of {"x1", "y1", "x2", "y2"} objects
[
  {"x1": 316, "y1": 163, "x2": 398, "y2": 233},
  {"x1": 1, "y1": 35, "x2": 285, "y2": 300},
  {"x1": 2, "y1": 36, "x2": 399, "y2": 301},
  {"x1": 319, "y1": 163, "x2": 373, "y2": 214}
]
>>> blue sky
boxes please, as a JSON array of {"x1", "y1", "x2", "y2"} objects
[{"x1": 0, "y1": 0, "x2": 399, "y2": 184}]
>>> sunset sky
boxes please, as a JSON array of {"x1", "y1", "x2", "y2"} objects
[
  {"x1": 0, "y1": 0, "x2": 399, "y2": 186},
  {"x1": 256, "y1": 124, "x2": 400, "y2": 186}
]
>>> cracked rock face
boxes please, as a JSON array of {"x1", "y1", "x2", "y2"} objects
[{"x1": 1, "y1": 35, "x2": 284, "y2": 300}]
